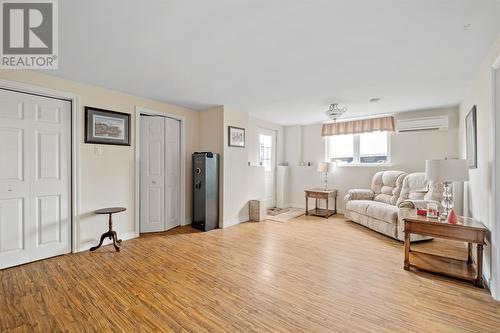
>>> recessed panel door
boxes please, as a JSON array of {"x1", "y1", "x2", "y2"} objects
[
  {"x1": 0, "y1": 89, "x2": 71, "y2": 269},
  {"x1": 29, "y1": 96, "x2": 71, "y2": 261},
  {"x1": 140, "y1": 116, "x2": 165, "y2": 232}
]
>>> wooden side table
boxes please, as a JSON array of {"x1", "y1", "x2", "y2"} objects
[
  {"x1": 402, "y1": 212, "x2": 486, "y2": 287},
  {"x1": 304, "y1": 188, "x2": 337, "y2": 218},
  {"x1": 90, "y1": 207, "x2": 126, "y2": 252}
]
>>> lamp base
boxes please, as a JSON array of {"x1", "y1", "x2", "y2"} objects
[{"x1": 441, "y1": 181, "x2": 453, "y2": 221}]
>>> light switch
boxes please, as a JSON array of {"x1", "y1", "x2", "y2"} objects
[{"x1": 94, "y1": 145, "x2": 102, "y2": 155}]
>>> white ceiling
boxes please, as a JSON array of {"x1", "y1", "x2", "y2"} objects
[{"x1": 51, "y1": 0, "x2": 500, "y2": 125}]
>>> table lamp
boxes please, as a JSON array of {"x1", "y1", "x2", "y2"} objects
[
  {"x1": 425, "y1": 159, "x2": 469, "y2": 220},
  {"x1": 317, "y1": 162, "x2": 333, "y2": 190}
]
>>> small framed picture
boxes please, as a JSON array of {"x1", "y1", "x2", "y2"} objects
[
  {"x1": 85, "y1": 107, "x2": 131, "y2": 146},
  {"x1": 228, "y1": 126, "x2": 245, "y2": 147},
  {"x1": 465, "y1": 105, "x2": 477, "y2": 169}
]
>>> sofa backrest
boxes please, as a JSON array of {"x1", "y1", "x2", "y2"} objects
[
  {"x1": 396, "y1": 172, "x2": 444, "y2": 206},
  {"x1": 370, "y1": 170, "x2": 407, "y2": 205}
]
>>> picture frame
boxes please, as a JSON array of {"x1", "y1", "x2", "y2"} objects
[
  {"x1": 85, "y1": 106, "x2": 131, "y2": 146},
  {"x1": 465, "y1": 105, "x2": 477, "y2": 169},
  {"x1": 228, "y1": 126, "x2": 245, "y2": 147}
]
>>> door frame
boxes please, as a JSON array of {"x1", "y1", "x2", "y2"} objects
[
  {"x1": 134, "y1": 106, "x2": 186, "y2": 236},
  {"x1": 491, "y1": 55, "x2": 500, "y2": 300},
  {"x1": 0, "y1": 78, "x2": 80, "y2": 253}
]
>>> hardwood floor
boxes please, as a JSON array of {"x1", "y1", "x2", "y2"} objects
[{"x1": 1, "y1": 215, "x2": 499, "y2": 332}]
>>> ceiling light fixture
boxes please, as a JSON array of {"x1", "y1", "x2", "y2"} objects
[{"x1": 325, "y1": 103, "x2": 347, "y2": 122}]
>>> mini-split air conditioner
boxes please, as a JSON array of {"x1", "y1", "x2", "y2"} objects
[{"x1": 396, "y1": 116, "x2": 449, "y2": 133}]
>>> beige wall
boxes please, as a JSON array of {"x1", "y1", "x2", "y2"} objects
[
  {"x1": 199, "y1": 107, "x2": 224, "y2": 155},
  {"x1": 284, "y1": 107, "x2": 460, "y2": 211},
  {"x1": 199, "y1": 106, "x2": 225, "y2": 225},
  {"x1": 458, "y1": 35, "x2": 500, "y2": 291},
  {"x1": 0, "y1": 70, "x2": 199, "y2": 251},
  {"x1": 223, "y1": 107, "x2": 252, "y2": 227},
  {"x1": 198, "y1": 106, "x2": 272, "y2": 228}
]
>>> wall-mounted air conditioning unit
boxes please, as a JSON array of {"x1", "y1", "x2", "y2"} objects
[{"x1": 396, "y1": 116, "x2": 449, "y2": 133}]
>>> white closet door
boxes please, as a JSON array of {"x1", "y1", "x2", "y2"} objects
[
  {"x1": 164, "y1": 117, "x2": 180, "y2": 231},
  {"x1": 140, "y1": 116, "x2": 165, "y2": 232},
  {"x1": 0, "y1": 89, "x2": 71, "y2": 269},
  {"x1": 0, "y1": 91, "x2": 31, "y2": 268},
  {"x1": 29, "y1": 96, "x2": 71, "y2": 261}
]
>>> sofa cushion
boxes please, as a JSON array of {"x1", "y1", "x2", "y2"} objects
[
  {"x1": 345, "y1": 200, "x2": 373, "y2": 215},
  {"x1": 370, "y1": 170, "x2": 407, "y2": 205},
  {"x1": 366, "y1": 202, "x2": 399, "y2": 224},
  {"x1": 396, "y1": 172, "x2": 444, "y2": 206},
  {"x1": 346, "y1": 200, "x2": 399, "y2": 224}
]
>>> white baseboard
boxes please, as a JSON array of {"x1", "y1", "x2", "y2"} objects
[
  {"x1": 223, "y1": 214, "x2": 249, "y2": 228},
  {"x1": 183, "y1": 217, "x2": 192, "y2": 226},
  {"x1": 78, "y1": 231, "x2": 137, "y2": 252}
]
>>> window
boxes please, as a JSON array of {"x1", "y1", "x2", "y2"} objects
[
  {"x1": 325, "y1": 131, "x2": 390, "y2": 165},
  {"x1": 259, "y1": 134, "x2": 273, "y2": 171}
]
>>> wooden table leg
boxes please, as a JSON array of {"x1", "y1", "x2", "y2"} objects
[
  {"x1": 475, "y1": 244, "x2": 484, "y2": 287},
  {"x1": 404, "y1": 228, "x2": 411, "y2": 271},
  {"x1": 305, "y1": 196, "x2": 308, "y2": 215},
  {"x1": 325, "y1": 198, "x2": 329, "y2": 218},
  {"x1": 90, "y1": 213, "x2": 121, "y2": 252},
  {"x1": 467, "y1": 242, "x2": 473, "y2": 264},
  {"x1": 334, "y1": 195, "x2": 337, "y2": 214}
]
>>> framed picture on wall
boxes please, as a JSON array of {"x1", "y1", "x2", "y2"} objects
[
  {"x1": 228, "y1": 126, "x2": 245, "y2": 147},
  {"x1": 85, "y1": 107, "x2": 131, "y2": 146},
  {"x1": 465, "y1": 105, "x2": 477, "y2": 169}
]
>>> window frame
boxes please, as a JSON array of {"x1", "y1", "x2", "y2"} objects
[
  {"x1": 324, "y1": 131, "x2": 392, "y2": 166},
  {"x1": 259, "y1": 133, "x2": 273, "y2": 171}
]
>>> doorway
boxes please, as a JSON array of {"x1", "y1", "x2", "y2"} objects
[
  {"x1": 0, "y1": 88, "x2": 72, "y2": 269},
  {"x1": 258, "y1": 128, "x2": 277, "y2": 208},
  {"x1": 139, "y1": 114, "x2": 181, "y2": 233}
]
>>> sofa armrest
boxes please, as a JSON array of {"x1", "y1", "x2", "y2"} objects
[
  {"x1": 344, "y1": 189, "x2": 375, "y2": 202},
  {"x1": 398, "y1": 199, "x2": 443, "y2": 211}
]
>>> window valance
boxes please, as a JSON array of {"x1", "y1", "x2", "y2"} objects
[{"x1": 321, "y1": 116, "x2": 395, "y2": 137}]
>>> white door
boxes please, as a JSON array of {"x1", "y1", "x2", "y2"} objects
[
  {"x1": 140, "y1": 116, "x2": 165, "y2": 233},
  {"x1": 0, "y1": 89, "x2": 71, "y2": 269},
  {"x1": 258, "y1": 128, "x2": 277, "y2": 208},
  {"x1": 164, "y1": 117, "x2": 180, "y2": 231},
  {"x1": 140, "y1": 115, "x2": 181, "y2": 233}
]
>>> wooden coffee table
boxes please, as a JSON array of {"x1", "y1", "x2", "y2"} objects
[
  {"x1": 304, "y1": 188, "x2": 337, "y2": 218},
  {"x1": 401, "y1": 211, "x2": 486, "y2": 287}
]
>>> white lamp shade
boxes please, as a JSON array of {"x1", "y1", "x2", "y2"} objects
[
  {"x1": 317, "y1": 162, "x2": 333, "y2": 173},
  {"x1": 425, "y1": 159, "x2": 469, "y2": 182}
]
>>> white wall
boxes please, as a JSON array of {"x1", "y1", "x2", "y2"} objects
[
  {"x1": 458, "y1": 36, "x2": 500, "y2": 295},
  {"x1": 284, "y1": 107, "x2": 459, "y2": 211}
]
